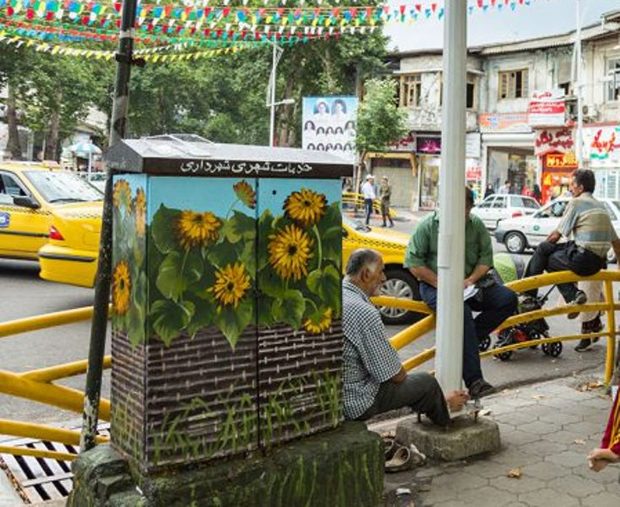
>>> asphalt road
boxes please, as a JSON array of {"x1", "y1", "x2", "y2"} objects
[{"x1": 0, "y1": 214, "x2": 610, "y2": 424}]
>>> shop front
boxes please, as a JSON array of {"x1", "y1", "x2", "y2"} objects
[
  {"x1": 583, "y1": 124, "x2": 620, "y2": 201},
  {"x1": 541, "y1": 152, "x2": 578, "y2": 203}
]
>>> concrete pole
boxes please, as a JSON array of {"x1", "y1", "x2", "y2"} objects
[
  {"x1": 575, "y1": 0, "x2": 584, "y2": 166},
  {"x1": 269, "y1": 43, "x2": 277, "y2": 148},
  {"x1": 435, "y1": 0, "x2": 467, "y2": 392}
]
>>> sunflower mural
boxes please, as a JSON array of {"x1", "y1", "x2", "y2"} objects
[{"x1": 111, "y1": 176, "x2": 148, "y2": 346}]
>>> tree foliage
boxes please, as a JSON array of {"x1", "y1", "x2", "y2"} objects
[{"x1": 355, "y1": 78, "x2": 408, "y2": 156}]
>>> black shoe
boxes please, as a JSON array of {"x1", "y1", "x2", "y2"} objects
[
  {"x1": 468, "y1": 379, "x2": 495, "y2": 399},
  {"x1": 567, "y1": 290, "x2": 587, "y2": 319},
  {"x1": 575, "y1": 337, "x2": 600, "y2": 352}
]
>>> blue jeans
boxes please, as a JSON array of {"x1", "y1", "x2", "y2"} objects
[
  {"x1": 419, "y1": 281, "x2": 518, "y2": 387},
  {"x1": 364, "y1": 198, "x2": 373, "y2": 225}
]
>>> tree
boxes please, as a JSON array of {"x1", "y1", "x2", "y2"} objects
[{"x1": 355, "y1": 78, "x2": 408, "y2": 158}]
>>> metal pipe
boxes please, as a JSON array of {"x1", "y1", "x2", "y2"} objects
[
  {"x1": 269, "y1": 43, "x2": 277, "y2": 147},
  {"x1": 575, "y1": 0, "x2": 584, "y2": 166},
  {"x1": 435, "y1": 0, "x2": 467, "y2": 392},
  {"x1": 80, "y1": 0, "x2": 137, "y2": 452}
]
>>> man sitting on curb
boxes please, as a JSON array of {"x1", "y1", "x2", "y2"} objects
[
  {"x1": 342, "y1": 248, "x2": 469, "y2": 426},
  {"x1": 523, "y1": 169, "x2": 620, "y2": 332}
]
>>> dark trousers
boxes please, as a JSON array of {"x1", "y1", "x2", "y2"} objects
[
  {"x1": 358, "y1": 372, "x2": 450, "y2": 426},
  {"x1": 419, "y1": 282, "x2": 518, "y2": 387},
  {"x1": 381, "y1": 201, "x2": 393, "y2": 226},
  {"x1": 364, "y1": 198, "x2": 373, "y2": 225},
  {"x1": 524, "y1": 241, "x2": 605, "y2": 302}
]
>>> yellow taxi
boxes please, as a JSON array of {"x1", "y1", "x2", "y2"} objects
[
  {"x1": 0, "y1": 162, "x2": 102, "y2": 270},
  {"x1": 343, "y1": 216, "x2": 420, "y2": 324}
]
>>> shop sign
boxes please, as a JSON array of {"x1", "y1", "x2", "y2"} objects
[
  {"x1": 583, "y1": 125, "x2": 620, "y2": 168},
  {"x1": 389, "y1": 130, "x2": 416, "y2": 152},
  {"x1": 466, "y1": 133, "x2": 481, "y2": 158},
  {"x1": 479, "y1": 113, "x2": 531, "y2": 133},
  {"x1": 416, "y1": 136, "x2": 441, "y2": 154},
  {"x1": 544, "y1": 152, "x2": 578, "y2": 171},
  {"x1": 466, "y1": 159, "x2": 482, "y2": 181},
  {"x1": 534, "y1": 127, "x2": 573, "y2": 156},
  {"x1": 528, "y1": 90, "x2": 566, "y2": 128}
]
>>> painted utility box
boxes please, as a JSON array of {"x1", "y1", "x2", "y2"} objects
[{"x1": 104, "y1": 135, "x2": 352, "y2": 472}]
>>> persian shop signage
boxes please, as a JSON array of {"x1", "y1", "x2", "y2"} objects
[
  {"x1": 416, "y1": 136, "x2": 441, "y2": 154},
  {"x1": 528, "y1": 90, "x2": 566, "y2": 128},
  {"x1": 583, "y1": 126, "x2": 620, "y2": 168},
  {"x1": 479, "y1": 113, "x2": 530, "y2": 133},
  {"x1": 544, "y1": 152, "x2": 578, "y2": 171},
  {"x1": 534, "y1": 128, "x2": 573, "y2": 156}
]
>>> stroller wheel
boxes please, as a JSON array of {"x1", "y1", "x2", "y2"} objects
[
  {"x1": 478, "y1": 335, "x2": 491, "y2": 352},
  {"x1": 542, "y1": 342, "x2": 562, "y2": 357},
  {"x1": 495, "y1": 349, "x2": 513, "y2": 361}
]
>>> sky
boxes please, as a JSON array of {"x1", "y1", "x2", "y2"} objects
[{"x1": 385, "y1": 0, "x2": 620, "y2": 52}]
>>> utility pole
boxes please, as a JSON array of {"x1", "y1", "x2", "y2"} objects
[
  {"x1": 80, "y1": 0, "x2": 138, "y2": 452},
  {"x1": 266, "y1": 43, "x2": 293, "y2": 147},
  {"x1": 575, "y1": 0, "x2": 584, "y2": 166},
  {"x1": 435, "y1": 0, "x2": 467, "y2": 392}
]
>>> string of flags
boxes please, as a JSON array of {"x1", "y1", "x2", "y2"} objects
[{"x1": 0, "y1": 0, "x2": 541, "y2": 62}]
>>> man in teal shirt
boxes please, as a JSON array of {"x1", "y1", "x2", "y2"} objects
[{"x1": 404, "y1": 187, "x2": 518, "y2": 398}]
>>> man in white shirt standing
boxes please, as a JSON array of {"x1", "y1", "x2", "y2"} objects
[{"x1": 361, "y1": 174, "x2": 376, "y2": 225}]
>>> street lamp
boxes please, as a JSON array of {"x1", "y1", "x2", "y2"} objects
[{"x1": 266, "y1": 43, "x2": 295, "y2": 148}]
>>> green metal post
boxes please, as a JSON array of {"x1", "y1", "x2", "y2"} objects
[{"x1": 80, "y1": 0, "x2": 137, "y2": 452}]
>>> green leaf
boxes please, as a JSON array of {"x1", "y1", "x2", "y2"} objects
[
  {"x1": 257, "y1": 267, "x2": 286, "y2": 299},
  {"x1": 150, "y1": 205, "x2": 182, "y2": 254},
  {"x1": 156, "y1": 250, "x2": 203, "y2": 301},
  {"x1": 221, "y1": 211, "x2": 256, "y2": 244},
  {"x1": 271, "y1": 290, "x2": 305, "y2": 329},
  {"x1": 307, "y1": 265, "x2": 341, "y2": 314},
  {"x1": 150, "y1": 299, "x2": 195, "y2": 346},
  {"x1": 185, "y1": 293, "x2": 216, "y2": 337},
  {"x1": 257, "y1": 209, "x2": 274, "y2": 271},
  {"x1": 127, "y1": 302, "x2": 146, "y2": 346},
  {"x1": 214, "y1": 298, "x2": 254, "y2": 349}
]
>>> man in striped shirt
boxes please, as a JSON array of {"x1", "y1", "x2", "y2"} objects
[{"x1": 524, "y1": 169, "x2": 620, "y2": 322}]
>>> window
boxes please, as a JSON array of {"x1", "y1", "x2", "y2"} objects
[
  {"x1": 607, "y1": 58, "x2": 620, "y2": 102},
  {"x1": 492, "y1": 196, "x2": 506, "y2": 208},
  {"x1": 400, "y1": 74, "x2": 421, "y2": 107},
  {"x1": 498, "y1": 69, "x2": 529, "y2": 100},
  {"x1": 477, "y1": 197, "x2": 494, "y2": 209},
  {"x1": 0, "y1": 173, "x2": 27, "y2": 198},
  {"x1": 439, "y1": 76, "x2": 477, "y2": 109}
]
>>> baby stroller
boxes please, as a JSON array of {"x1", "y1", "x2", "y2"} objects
[{"x1": 489, "y1": 253, "x2": 562, "y2": 361}]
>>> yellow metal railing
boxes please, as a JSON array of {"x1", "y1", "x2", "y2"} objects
[
  {"x1": 374, "y1": 270, "x2": 620, "y2": 384},
  {"x1": 0, "y1": 270, "x2": 618, "y2": 461},
  {"x1": 342, "y1": 191, "x2": 397, "y2": 219}
]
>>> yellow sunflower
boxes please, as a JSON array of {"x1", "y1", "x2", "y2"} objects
[
  {"x1": 267, "y1": 224, "x2": 313, "y2": 280},
  {"x1": 113, "y1": 179, "x2": 131, "y2": 210},
  {"x1": 209, "y1": 262, "x2": 251, "y2": 308},
  {"x1": 304, "y1": 308, "x2": 333, "y2": 335},
  {"x1": 133, "y1": 187, "x2": 146, "y2": 237},
  {"x1": 175, "y1": 210, "x2": 221, "y2": 249},
  {"x1": 283, "y1": 188, "x2": 327, "y2": 228},
  {"x1": 112, "y1": 261, "x2": 131, "y2": 315},
  {"x1": 233, "y1": 180, "x2": 256, "y2": 209}
]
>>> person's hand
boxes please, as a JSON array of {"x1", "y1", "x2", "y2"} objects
[
  {"x1": 588, "y1": 448, "x2": 620, "y2": 472},
  {"x1": 464, "y1": 278, "x2": 474, "y2": 289},
  {"x1": 445, "y1": 390, "x2": 470, "y2": 412}
]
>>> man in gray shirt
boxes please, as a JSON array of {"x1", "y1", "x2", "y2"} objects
[{"x1": 342, "y1": 248, "x2": 469, "y2": 425}]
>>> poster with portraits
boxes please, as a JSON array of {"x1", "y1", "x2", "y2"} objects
[{"x1": 302, "y1": 96, "x2": 358, "y2": 163}]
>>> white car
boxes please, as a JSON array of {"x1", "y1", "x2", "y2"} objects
[
  {"x1": 495, "y1": 197, "x2": 620, "y2": 261},
  {"x1": 472, "y1": 194, "x2": 540, "y2": 230}
]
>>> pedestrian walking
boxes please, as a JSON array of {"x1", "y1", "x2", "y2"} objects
[
  {"x1": 379, "y1": 176, "x2": 394, "y2": 227},
  {"x1": 361, "y1": 175, "x2": 376, "y2": 225}
]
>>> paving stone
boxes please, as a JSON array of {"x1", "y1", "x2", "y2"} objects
[
  {"x1": 516, "y1": 440, "x2": 568, "y2": 458},
  {"x1": 418, "y1": 484, "x2": 459, "y2": 505},
  {"x1": 490, "y1": 448, "x2": 542, "y2": 467},
  {"x1": 492, "y1": 475, "x2": 546, "y2": 494},
  {"x1": 563, "y1": 420, "x2": 610, "y2": 438},
  {"x1": 571, "y1": 465, "x2": 620, "y2": 485},
  {"x1": 458, "y1": 486, "x2": 521, "y2": 507},
  {"x1": 518, "y1": 487, "x2": 580, "y2": 507},
  {"x1": 545, "y1": 450, "x2": 590, "y2": 468},
  {"x1": 503, "y1": 430, "x2": 542, "y2": 447},
  {"x1": 544, "y1": 430, "x2": 584, "y2": 444},
  {"x1": 432, "y1": 501, "x2": 468, "y2": 507},
  {"x1": 581, "y1": 492, "x2": 620, "y2": 507},
  {"x1": 461, "y1": 461, "x2": 508, "y2": 480},
  {"x1": 517, "y1": 420, "x2": 558, "y2": 436},
  {"x1": 414, "y1": 467, "x2": 443, "y2": 479},
  {"x1": 520, "y1": 461, "x2": 569, "y2": 481},
  {"x1": 537, "y1": 410, "x2": 582, "y2": 425},
  {"x1": 492, "y1": 412, "x2": 534, "y2": 426},
  {"x1": 546, "y1": 474, "x2": 602, "y2": 498},
  {"x1": 430, "y1": 470, "x2": 488, "y2": 492}
]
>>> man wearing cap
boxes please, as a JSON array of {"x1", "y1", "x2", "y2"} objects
[{"x1": 361, "y1": 175, "x2": 376, "y2": 225}]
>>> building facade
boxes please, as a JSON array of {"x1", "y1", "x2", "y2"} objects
[{"x1": 381, "y1": 9, "x2": 620, "y2": 210}]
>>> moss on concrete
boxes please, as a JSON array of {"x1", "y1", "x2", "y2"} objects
[{"x1": 68, "y1": 422, "x2": 382, "y2": 507}]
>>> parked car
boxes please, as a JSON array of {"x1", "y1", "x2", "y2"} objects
[
  {"x1": 0, "y1": 161, "x2": 103, "y2": 264},
  {"x1": 471, "y1": 194, "x2": 540, "y2": 230},
  {"x1": 343, "y1": 216, "x2": 422, "y2": 325},
  {"x1": 495, "y1": 197, "x2": 620, "y2": 261}
]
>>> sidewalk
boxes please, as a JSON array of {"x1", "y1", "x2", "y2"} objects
[{"x1": 372, "y1": 374, "x2": 620, "y2": 507}]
